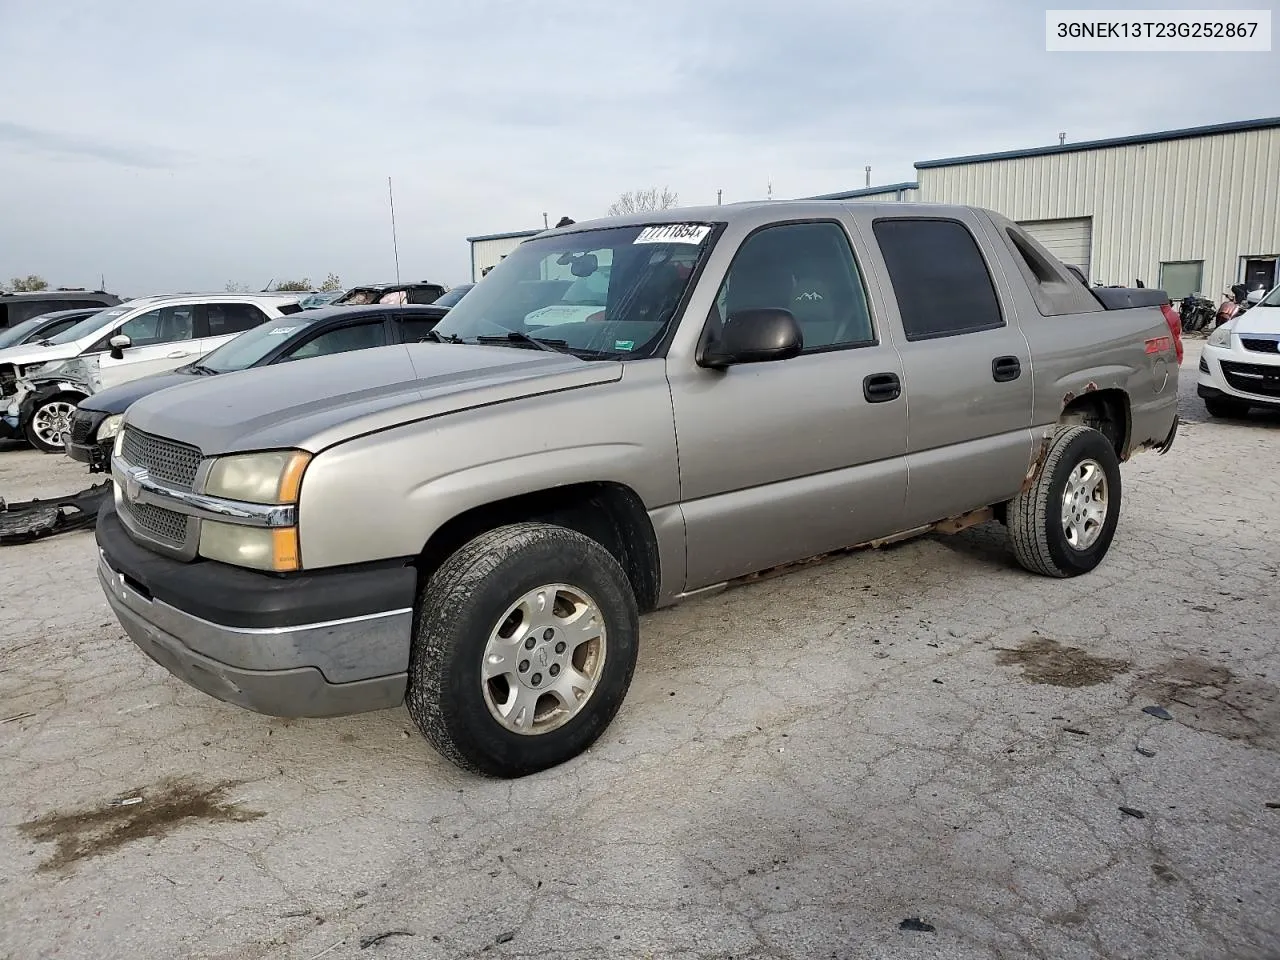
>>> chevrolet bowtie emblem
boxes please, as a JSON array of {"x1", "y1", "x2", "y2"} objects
[{"x1": 123, "y1": 465, "x2": 149, "y2": 503}]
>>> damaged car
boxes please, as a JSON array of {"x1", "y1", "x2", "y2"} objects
[
  {"x1": 66, "y1": 304, "x2": 449, "y2": 470},
  {"x1": 1, "y1": 293, "x2": 304, "y2": 452}
]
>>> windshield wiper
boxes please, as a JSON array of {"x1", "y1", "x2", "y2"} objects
[
  {"x1": 186, "y1": 363, "x2": 219, "y2": 376},
  {"x1": 36, "y1": 339, "x2": 55, "y2": 347},
  {"x1": 422, "y1": 330, "x2": 465, "y2": 343},
  {"x1": 474, "y1": 331, "x2": 570, "y2": 354}
]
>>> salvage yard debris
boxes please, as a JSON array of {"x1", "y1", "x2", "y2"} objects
[{"x1": 0, "y1": 481, "x2": 110, "y2": 546}]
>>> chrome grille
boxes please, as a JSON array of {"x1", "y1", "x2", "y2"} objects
[
  {"x1": 123, "y1": 500, "x2": 189, "y2": 545},
  {"x1": 120, "y1": 428, "x2": 203, "y2": 489}
]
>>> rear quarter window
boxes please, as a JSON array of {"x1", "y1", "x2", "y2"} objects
[{"x1": 873, "y1": 218, "x2": 1004, "y2": 341}]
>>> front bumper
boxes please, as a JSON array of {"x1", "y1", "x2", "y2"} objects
[
  {"x1": 1198, "y1": 340, "x2": 1280, "y2": 409},
  {"x1": 96, "y1": 500, "x2": 418, "y2": 717},
  {"x1": 65, "y1": 408, "x2": 111, "y2": 469}
]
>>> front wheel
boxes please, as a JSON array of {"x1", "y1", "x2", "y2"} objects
[
  {"x1": 406, "y1": 522, "x2": 639, "y2": 778},
  {"x1": 25, "y1": 395, "x2": 81, "y2": 454},
  {"x1": 1007, "y1": 425, "x2": 1122, "y2": 578}
]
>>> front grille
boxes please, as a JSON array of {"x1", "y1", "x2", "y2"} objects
[
  {"x1": 123, "y1": 500, "x2": 190, "y2": 546},
  {"x1": 1241, "y1": 337, "x2": 1280, "y2": 355},
  {"x1": 1220, "y1": 360, "x2": 1280, "y2": 399},
  {"x1": 70, "y1": 409, "x2": 105, "y2": 446},
  {"x1": 120, "y1": 427, "x2": 203, "y2": 489}
]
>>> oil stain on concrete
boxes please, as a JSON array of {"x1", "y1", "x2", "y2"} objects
[
  {"x1": 995, "y1": 636, "x2": 1131, "y2": 688},
  {"x1": 18, "y1": 778, "x2": 264, "y2": 873},
  {"x1": 1134, "y1": 658, "x2": 1280, "y2": 750}
]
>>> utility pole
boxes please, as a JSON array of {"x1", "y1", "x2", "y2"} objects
[
  {"x1": 387, "y1": 177, "x2": 401, "y2": 284},
  {"x1": 716, "y1": 189, "x2": 722, "y2": 206},
  {"x1": 543, "y1": 212, "x2": 549, "y2": 229},
  {"x1": 865, "y1": 165, "x2": 871, "y2": 187},
  {"x1": 767, "y1": 182, "x2": 772, "y2": 201},
  {"x1": 1059, "y1": 132, "x2": 1066, "y2": 145}
]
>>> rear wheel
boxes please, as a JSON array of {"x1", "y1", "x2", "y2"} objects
[
  {"x1": 25, "y1": 395, "x2": 81, "y2": 454},
  {"x1": 406, "y1": 522, "x2": 639, "y2": 778},
  {"x1": 1204, "y1": 395, "x2": 1250, "y2": 419},
  {"x1": 1007, "y1": 425, "x2": 1122, "y2": 578}
]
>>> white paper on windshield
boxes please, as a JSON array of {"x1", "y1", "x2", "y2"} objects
[
  {"x1": 634, "y1": 224, "x2": 710, "y2": 245},
  {"x1": 264, "y1": 325, "x2": 300, "y2": 336}
]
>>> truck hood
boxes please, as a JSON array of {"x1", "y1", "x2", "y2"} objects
[
  {"x1": 122, "y1": 342, "x2": 622, "y2": 456},
  {"x1": 1231, "y1": 304, "x2": 1280, "y2": 335}
]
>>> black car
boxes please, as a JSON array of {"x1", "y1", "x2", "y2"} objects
[
  {"x1": 66, "y1": 303, "x2": 448, "y2": 470},
  {"x1": 0, "y1": 308, "x2": 106, "y2": 350},
  {"x1": 331, "y1": 281, "x2": 448, "y2": 306},
  {"x1": 0, "y1": 290, "x2": 121, "y2": 330},
  {"x1": 430, "y1": 283, "x2": 475, "y2": 308}
]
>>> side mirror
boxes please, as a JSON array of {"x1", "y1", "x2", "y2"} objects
[
  {"x1": 700, "y1": 308, "x2": 803, "y2": 370},
  {"x1": 108, "y1": 334, "x2": 131, "y2": 360}
]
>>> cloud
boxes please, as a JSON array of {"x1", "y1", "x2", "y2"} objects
[
  {"x1": 0, "y1": 0, "x2": 1275, "y2": 293},
  {"x1": 0, "y1": 120, "x2": 187, "y2": 170}
]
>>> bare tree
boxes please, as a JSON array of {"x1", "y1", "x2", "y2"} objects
[
  {"x1": 319, "y1": 272, "x2": 343, "y2": 292},
  {"x1": 608, "y1": 187, "x2": 679, "y2": 217},
  {"x1": 224, "y1": 281, "x2": 250, "y2": 293},
  {"x1": 8, "y1": 274, "x2": 49, "y2": 292},
  {"x1": 273, "y1": 278, "x2": 313, "y2": 292}
]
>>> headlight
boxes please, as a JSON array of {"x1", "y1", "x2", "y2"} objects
[
  {"x1": 199, "y1": 522, "x2": 300, "y2": 572},
  {"x1": 96, "y1": 414, "x2": 124, "y2": 442},
  {"x1": 203, "y1": 450, "x2": 311, "y2": 504},
  {"x1": 1207, "y1": 323, "x2": 1232, "y2": 347},
  {"x1": 113, "y1": 427, "x2": 126, "y2": 459}
]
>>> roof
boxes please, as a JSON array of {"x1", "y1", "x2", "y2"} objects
[
  {"x1": 465, "y1": 229, "x2": 543, "y2": 244},
  {"x1": 0, "y1": 289, "x2": 115, "y2": 298},
  {"x1": 801, "y1": 181, "x2": 920, "y2": 200},
  {"x1": 915, "y1": 115, "x2": 1280, "y2": 169}
]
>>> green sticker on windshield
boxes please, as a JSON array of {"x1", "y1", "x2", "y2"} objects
[{"x1": 614, "y1": 339, "x2": 635, "y2": 351}]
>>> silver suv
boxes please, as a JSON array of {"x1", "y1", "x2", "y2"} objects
[{"x1": 96, "y1": 202, "x2": 1181, "y2": 778}]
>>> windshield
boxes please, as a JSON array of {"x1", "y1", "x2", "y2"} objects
[
  {"x1": 430, "y1": 223, "x2": 717, "y2": 359},
  {"x1": 46, "y1": 305, "x2": 132, "y2": 345},
  {"x1": 197, "y1": 317, "x2": 321, "y2": 372},
  {"x1": 432, "y1": 285, "x2": 474, "y2": 308},
  {"x1": 0, "y1": 316, "x2": 53, "y2": 349}
]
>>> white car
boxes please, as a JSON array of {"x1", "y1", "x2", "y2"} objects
[
  {"x1": 0, "y1": 292, "x2": 303, "y2": 452},
  {"x1": 1198, "y1": 285, "x2": 1280, "y2": 418}
]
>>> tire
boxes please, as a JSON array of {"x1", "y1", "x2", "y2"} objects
[
  {"x1": 1204, "y1": 396, "x2": 1250, "y2": 419},
  {"x1": 1007, "y1": 425, "x2": 1122, "y2": 578},
  {"x1": 406, "y1": 521, "x2": 639, "y2": 778},
  {"x1": 24, "y1": 395, "x2": 82, "y2": 454}
]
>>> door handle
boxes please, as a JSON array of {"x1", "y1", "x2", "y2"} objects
[
  {"x1": 863, "y1": 372, "x2": 902, "y2": 403},
  {"x1": 167, "y1": 350, "x2": 193, "y2": 359},
  {"x1": 992, "y1": 356, "x2": 1021, "y2": 382}
]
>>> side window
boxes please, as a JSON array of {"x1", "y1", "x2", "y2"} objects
[
  {"x1": 118, "y1": 305, "x2": 196, "y2": 346},
  {"x1": 283, "y1": 321, "x2": 388, "y2": 361},
  {"x1": 396, "y1": 314, "x2": 441, "y2": 343},
  {"x1": 873, "y1": 219, "x2": 1004, "y2": 341},
  {"x1": 714, "y1": 221, "x2": 874, "y2": 352},
  {"x1": 206, "y1": 303, "x2": 268, "y2": 337}
]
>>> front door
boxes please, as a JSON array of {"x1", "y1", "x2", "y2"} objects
[
  {"x1": 667, "y1": 218, "x2": 909, "y2": 590},
  {"x1": 95, "y1": 303, "x2": 199, "y2": 389}
]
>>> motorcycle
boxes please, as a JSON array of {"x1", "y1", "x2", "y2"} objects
[
  {"x1": 1178, "y1": 293, "x2": 1217, "y2": 333},
  {"x1": 1215, "y1": 284, "x2": 1250, "y2": 328}
]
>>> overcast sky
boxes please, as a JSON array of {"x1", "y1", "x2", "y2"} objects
[{"x1": 0, "y1": 0, "x2": 1275, "y2": 294}]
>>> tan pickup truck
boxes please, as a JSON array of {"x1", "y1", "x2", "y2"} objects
[{"x1": 95, "y1": 201, "x2": 1182, "y2": 778}]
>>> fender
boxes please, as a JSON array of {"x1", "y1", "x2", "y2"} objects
[{"x1": 17, "y1": 379, "x2": 92, "y2": 429}]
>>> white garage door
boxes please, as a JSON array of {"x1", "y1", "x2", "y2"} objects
[{"x1": 1018, "y1": 217, "x2": 1093, "y2": 281}]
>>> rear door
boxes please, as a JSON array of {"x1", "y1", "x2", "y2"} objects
[
  {"x1": 197, "y1": 302, "x2": 274, "y2": 355},
  {"x1": 862, "y1": 213, "x2": 1034, "y2": 528},
  {"x1": 94, "y1": 303, "x2": 200, "y2": 388},
  {"x1": 391, "y1": 309, "x2": 446, "y2": 343},
  {"x1": 276, "y1": 317, "x2": 391, "y2": 362}
]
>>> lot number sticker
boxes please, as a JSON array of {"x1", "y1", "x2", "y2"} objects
[{"x1": 635, "y1": 224, "x2": 711, "y2": 245}]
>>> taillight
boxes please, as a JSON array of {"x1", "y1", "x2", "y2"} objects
[{"x1": 1160, "y1": 303, "x2": 1184, "y2": 363}]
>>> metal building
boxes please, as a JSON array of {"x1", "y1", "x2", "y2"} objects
[
  {"x1": 466, "y1": 229, "x2": 540, "y2": 282},
  {"x1": 808, "y1": 116, "x2": 1280, "y2": 300}
]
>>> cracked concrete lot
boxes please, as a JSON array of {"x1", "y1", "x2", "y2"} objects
[{"x1": 1, "y1": 341, "x2": 1278, "y2": 960}]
